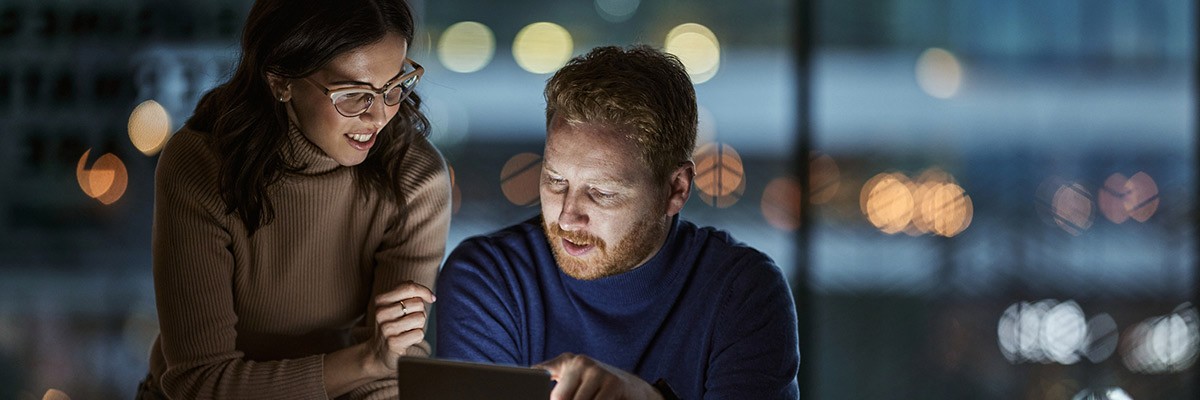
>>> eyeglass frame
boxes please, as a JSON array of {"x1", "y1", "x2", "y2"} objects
[{"x1": 299, "y1": 58, "x2": 424, "y2": 118}]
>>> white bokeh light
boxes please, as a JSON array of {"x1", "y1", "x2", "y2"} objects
[{"x1": 664, "y1": 23, "x2": 720, "y2": 84}]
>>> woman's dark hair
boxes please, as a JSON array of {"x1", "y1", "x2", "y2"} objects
[{"x1": 188, "y1": 0, "x2": 429, "y2": 234}]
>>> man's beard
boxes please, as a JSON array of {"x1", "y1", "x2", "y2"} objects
[{"x1": 543, "y1": 215, "x2": 667, "y2": 280}]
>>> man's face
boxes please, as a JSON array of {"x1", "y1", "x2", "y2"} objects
[{"x1": 540, "y1": 116, "x2": 671, "y2": 280}]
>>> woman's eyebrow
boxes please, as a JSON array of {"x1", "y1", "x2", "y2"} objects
[{"x1": 325, "y1": 68, "x2": 406, "y2": 88}]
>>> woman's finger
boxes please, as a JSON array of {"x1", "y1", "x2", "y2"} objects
[{"x1": 375, "y1": 282, "x2": 435, "y2": 305}]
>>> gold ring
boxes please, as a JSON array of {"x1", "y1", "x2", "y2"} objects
[{"x1": 400, "y1": 300, "x2": 408, "y2": 316}]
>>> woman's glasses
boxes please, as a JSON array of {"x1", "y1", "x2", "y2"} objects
[{"x1": 301, "y1": 58, "x2": 424, "y2": 117}]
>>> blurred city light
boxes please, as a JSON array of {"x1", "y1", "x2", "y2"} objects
[
  {"x1": 664, "y1": 23, "x2": 720, "y2": 84},
  {"x1": 694, "y1": 142, "x2": 745, "y2": 208},
  {"x1": 499, "y1": 152, "x2": 542, "y2": 207},
  {"x1": 437, "y1": 21, "x2": 496, "y2": 73},
  {"x1": 512, "y1": 22, "x2": 573, "y2": 74},
  {"x1": 127, "y1": 99, "x2": 171, "y2": 156},
  {"x1": 594, "y1": 0, "x2": 640, "y2": 23},
  {"x1": 861, "y1": 172, "x2": 915, "y2": 234},
  {"x1": 808, "y1": 152, "x2": 839, "y2": 205},
  {"x1": 1121, "y1": 304, "x2": 1199, "y2": 374},
  {"x1": 761, "y1": 176, "x2": 802, "y2": 232},
  {"x1": 915, "y1": 47, "x2": 963, "y2": 99},
  {"x1": 75, "y1": 149, "x2": 129, "y2": 205}
]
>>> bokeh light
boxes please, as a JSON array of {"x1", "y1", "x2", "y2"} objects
[
  {"x1": 127, "y1": 99, "x2": 171, "y2": 156},
  {"x1": 75, "y1": 149, "x2": 129, "y2": 205},
  {"x1": 1098, "y1": 171, "x2": 1160, "y2": 224},
  {"x1": 915, "y1": 47, "x2": 963, "y2": 99},
  {"x1": 1036, "y1": 177, "x2": 1096, "y2": 236},
  {"x1": 500, "y1": 152, "x2": 543, "y2": 207},
  {"x1": 861, "y1": 173, "x2": 914, "y2": 234},
  {"x1": 1042, "y1": 301, "x2": 1087, "y2": 364},
  {"x1": 1124, "y1": 171, "x2": 1159, "y2": 222},
  {"x1": 1121, "y1": 303, "x2": 1199, "y2": 374},
  {"x1": 999, "y1": 300, "x2": 1103, "y2": 365},
  {"x1": 595, "y1": 0, "x2": 640, "y2": 23},
  {"x1": 761, "y1": 176, "x2": 802, "y2": 231},
  {"x1": 512, "y1": 22, "x2": 573, "y2": 74},
  {"x1": 664, "y1": 23, "x2": 720, "y2": 84},
  {"x1": 1084, "y1": 313, "x2": 1120, "y2": 363},
  {"x1": 437, "y1": 21, "x2": 496, "y2": 73},
  {"x1": 694, "y1": 142, "x2": 745, "y2": 208},
  {"x1": 1098, "y1": 173, "x2": 1131, "y2": 224},
  {"x1": 808, "y1": 152, "x2": 840, "y2": 205}
]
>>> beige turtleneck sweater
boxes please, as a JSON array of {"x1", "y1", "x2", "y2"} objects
[{"x1": 145, "y1": 125, "x2": 451, "y2": 399}]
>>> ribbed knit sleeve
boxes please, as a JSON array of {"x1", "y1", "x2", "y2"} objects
[
  {"x1": 152, "y1": 130, "x2": 329, "y2": 399},
  {"x1": 344, "y1": 137, "x2": 452, "y2": 400}
]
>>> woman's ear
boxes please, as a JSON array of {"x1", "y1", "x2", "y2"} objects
[{"x1": 266, "y1": 73, "x2": 292, "y2": 102}]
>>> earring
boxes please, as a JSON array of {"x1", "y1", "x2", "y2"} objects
[{"x1": 279, "y1": 95, "x2": 286, "y2": 102}]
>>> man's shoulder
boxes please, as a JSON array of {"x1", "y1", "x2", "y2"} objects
[{"x1": 679, "y1": 219, "x2": 786, "y2": 286}]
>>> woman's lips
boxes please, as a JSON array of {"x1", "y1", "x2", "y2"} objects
[{"x1": 345, "y1": 132, "x2": 376, "y2": 151}]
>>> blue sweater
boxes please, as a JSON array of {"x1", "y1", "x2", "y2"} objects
[{"x1": 435, "y1": 215, "x2": 800, "y2": 399}]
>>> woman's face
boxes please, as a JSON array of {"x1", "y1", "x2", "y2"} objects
[{"x1": 284, "y1": 32, "x2": 409, "y2": 166}]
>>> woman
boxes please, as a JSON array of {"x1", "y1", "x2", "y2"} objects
[{"x1": 137, "y1": 0, "x2": 449, "y2": 398}]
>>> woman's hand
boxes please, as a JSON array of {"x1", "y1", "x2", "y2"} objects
[{"x1": 368, "y1": 281, "x2": 436, "y2": 373}]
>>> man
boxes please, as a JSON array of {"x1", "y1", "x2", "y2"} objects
[{"x1": 436, "y1": 45, "x2": 799, "y2": 399}]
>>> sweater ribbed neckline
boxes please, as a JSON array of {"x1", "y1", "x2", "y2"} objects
[{"x1": 282, "y1": 123, "x2": 342, "y2": 176}]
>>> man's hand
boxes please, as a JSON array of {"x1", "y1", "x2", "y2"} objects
[{"x1": 534, "y1": 353, "x2": 664, "y2": 400}]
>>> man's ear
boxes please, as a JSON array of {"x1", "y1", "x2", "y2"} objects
[
  {"x1": 664, "y1": 161, "x2": 694, "y2": 217},
  {"x1": 266, "y1": 73, "x2": 292, "y2": 102}
]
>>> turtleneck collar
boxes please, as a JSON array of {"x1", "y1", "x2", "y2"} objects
[
  {"x1": 281, "y1": 123, "x2": 343, "y2": 176},
  {"x1": 557, "y1": 215, "x2": 685, "y2": 308}
]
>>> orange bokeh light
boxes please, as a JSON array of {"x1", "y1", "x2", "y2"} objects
[
  {"x1": 861, "y1": 172, "x2": 915, "y2": 234},
  {"x1": 694, "y1": 142, "x2": 745, "y2": 208},
  {"x1": 75, "y1": 149, "x2": 129, "y2": 205},
  {"x1": 499, "y1": 152, "x2": 542, "y2": 207}
]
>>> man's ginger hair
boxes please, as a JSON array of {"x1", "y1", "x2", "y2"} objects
[{"x1": 544, "y1": 45, "x2": 698, "y2": 182}]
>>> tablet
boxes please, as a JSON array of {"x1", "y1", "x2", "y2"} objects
[{"x1": 395, "y1": 357, "x2": 552, "y2": 399}]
